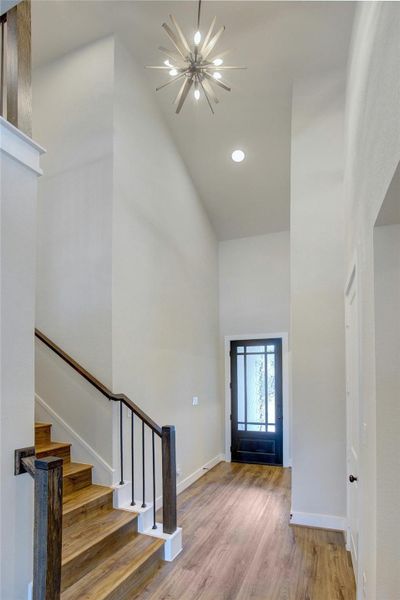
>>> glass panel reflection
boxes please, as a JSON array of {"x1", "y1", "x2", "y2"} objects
[
  {"x1": 246, "y1": 354, "x2": 265, "y2": 423},
  {"x1": 237, "y1": 355, "x2": 245, "y2": 422},
  {"x1": 248, "y1": 424, "x2": 266, "y2": 432},
  {"x1": 267, "y1": 353, "x2": 276, "y2": 425},
  {"x1": 246, "y1": 346, "x2": 265, "y2": 353}
]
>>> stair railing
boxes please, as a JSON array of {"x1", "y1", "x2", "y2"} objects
[
  {"x1": 15, "y1": 449, "x2": 63, "y2": 599},
  {"x1": 34, "y1": 328, "x2": 177, "y2": 535}
]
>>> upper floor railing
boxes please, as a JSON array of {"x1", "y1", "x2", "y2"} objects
[{"x1": 0, "y1": 0, "x2": 32, "y2": 136}]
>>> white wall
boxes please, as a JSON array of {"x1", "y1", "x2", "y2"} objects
[
  {"x1": 219, "y1": 231, "x2": 290, "y2": 336},
  {"x1": 344, "y1": 3, "x2": 400, "y2": 597},
  {"x1": 290, "y1": 71, "x2": 347, "y2": 529},
  {"x1": 112, "y1": 39, "x2": 221, "y2": 495},
  {"x1": 0, "y1": 120, "x2": 43, "y2": 599},
  {"x1": 32, "y1": 35, "x2": 222, "y2": 497},
  {"x1": 33, "y1": 37, "x2": 115, "y2": 470},
  {"x1": 374, "y1": 223, "x2": 400, "y2": 600}
]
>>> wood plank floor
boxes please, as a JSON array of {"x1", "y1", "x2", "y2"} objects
[{"x1": 134, "y1": 462, "x2": 355, "y2": 600}]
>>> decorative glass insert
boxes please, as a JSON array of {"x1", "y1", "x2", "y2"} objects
[
  {"x1": 246, "y1": 353, "x2": 265, "y2": 423},
  {"x1": 266, "y1": 345, "x2": 275, "y2": 353},
  {"x1": 236, "y1": 346, "x2": 244, "y2": 354},
  {"x1": 237, "y1": 355, "x2": 245, "y2": 422},
  {"x1": 248, "y1": 424, "x2": 266, "y2": 432},
  {"x1": 267, "y1": 353, "x2": 276, "y2": 426},
  {"x1": 246, "y1": 345, "x2": 265, "y2": 353},
  {"x1": 238, "y1": 423, "x2": 245, "y2": 431}
]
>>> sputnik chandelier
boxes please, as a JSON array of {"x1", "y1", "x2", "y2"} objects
[{"x1": 146, "y1": 0, "x2": 246, "y2": 114}]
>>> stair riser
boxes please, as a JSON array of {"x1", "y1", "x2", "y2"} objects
[
  {"x1": 104, "y1": 547, "x2": 163, "y2": 600},
  {"x1": 61, "y1": 517, "x2": 138, "y2": 592},
  {"x1": 37, "y1": 446, "x2": 71, "y2": 463},
  {"x1": 63, "y1": 493, "x2": 114, "y2": 528},
  {"x1": 35, "y1": 425, "x2": 52, "y2": 446},
  {"x1": 63, "y1": 468, "x2": 92, "y2": 497}
]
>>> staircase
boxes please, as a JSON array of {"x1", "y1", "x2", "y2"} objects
[{"x1": 35, "y1": 422, "x2": 164, "y2": 600}]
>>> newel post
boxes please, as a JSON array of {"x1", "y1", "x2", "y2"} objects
[
  {"x1": 162, "y1": 425, "x2": 177, "y2": 534},
  {"x1": 33, "y1": 456, "x2": 63, "y2": 600}
]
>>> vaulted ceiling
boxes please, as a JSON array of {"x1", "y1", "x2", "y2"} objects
[{"x1": 32, "y1": 1, "x2": 355, "y2": 240}]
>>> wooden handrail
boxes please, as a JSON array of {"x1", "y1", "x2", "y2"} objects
[{"x1": 35, "y1": 328, "x2": 162, "y2": 436}]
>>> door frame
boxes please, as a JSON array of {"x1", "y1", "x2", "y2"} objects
[
  {"x1": 344, "y1": 254, "x2": 361, "y2": 584},
  {"x1": 224, "y1": 332, "x2": 290, "y2": 467}
]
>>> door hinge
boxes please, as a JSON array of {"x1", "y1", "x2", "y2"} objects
[
  {"x1": 229, "y1": 381, "x2": 232, "y2": 389},
  {"x1": 230, "y1": 413, "x2": 232, "y2": 420}
]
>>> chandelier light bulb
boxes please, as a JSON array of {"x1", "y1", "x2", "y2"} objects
[
  {"x1": 232, "y1": 150, "x2": 245, "y2": 163},
  {"x1": 213, "y1": 72, "x2": 222, "y2": 80},
  {"x1": 194, "y1": 89, "x2": 200, "y2": 100},
  {"x1": 169, "y1": 68, "x2": 178, "y2": 76},
  {"x1": 194, "y1": 30, "x2": 202, "y2": 45},
  {"x1": 164, "y1": 59, "x2": 172, "y2": 67},
  {"x1": 213, "y1": 58, "x2": 223, "y2": 66}
]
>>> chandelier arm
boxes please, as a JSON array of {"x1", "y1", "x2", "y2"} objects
[
  {"x1": 173, "y1": 77, "x2": 190, "y2": 105},
  {"x1": 200, "y1": 16, "x2": 216, "y2": 55},
  {"x1": 202, "y1": 26, "x2": 225, "y2": 60},
  {"x1": 203, "y1": 71, "x2": 231, "y2": 92},
  {"x1": 162, "y1": 22, "x2": 188, "y2": 58},
  {"x1": 176, "y1": 77, "x2": 194, "y2": 114},
  {"x1": 158, "y1": 46, "x2": 186, "y2": 65},
  {"x1": 198, "y1": 78, "x2": 214, "y2": 114},
  {"x1": 169, "y1": 14, "x2": 191, "y2": 54},
  {"x1": 201, "y1": 78, "x2": 219, "y2": 104},
  {"x1": 156, "y1": 72, "x2": 186, "y2": 92},
  {"x1": 206, "y1": 66, "x2": 247, "y2": 70}
]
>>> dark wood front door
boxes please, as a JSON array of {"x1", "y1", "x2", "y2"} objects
[{"x1": 230, "y1": 339, "x2": 283, "y2": 465}]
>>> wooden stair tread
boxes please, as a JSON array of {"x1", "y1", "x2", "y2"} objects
[
  {"x1": 61, "y1": 534, "x2": 164, "y2": 600},
  {"x1": 63, "y1": 484, "x2": 112, "y2": 515},
  {"x1": 35, "y1": 421, "x2": 52, "y2": 428},
  {"x1": 63, "y1": 462, "x2": 93, "y2": 477},
  {"x1": 36, "y1": 441, "x2": 71, "y2": 454},
  {"x1": 62, "y1": 509, "x2": 138, "y2": 566}
]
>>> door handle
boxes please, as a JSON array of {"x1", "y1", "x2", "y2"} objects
[{"x1": 349, "y1": 474, "x2": 358, "y2": 483}]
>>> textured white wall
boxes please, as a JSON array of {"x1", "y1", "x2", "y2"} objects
[
  {"x1": 290, "y1": 71, "x2": 347, "y2": 525},
  {"x1": 219, "y1": 231, "x2": 290, "y2": 337},
  {"x1": 344, "y1": 3, "x2": 400, "y2": 597},
  {"x1": 112, "y1": 39, "x2": 222, "y2": 493},
  {"x1": 33, "y1": 37, "x2": 115, "y2": 468},
  {"x1": 0, "y1": 141, "x2": 38, "y2": 599},
  {"x1": 374, "y1": 223, "x2": 400, "y2": 600}
]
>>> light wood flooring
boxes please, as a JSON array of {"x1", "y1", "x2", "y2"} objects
[{"x1": 134, "y1": 462, "x2": 356, "y2": 600}]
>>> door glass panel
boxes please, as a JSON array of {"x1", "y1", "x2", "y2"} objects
[
  {"x1": 248, "y1": 424, "x2": 266, "y2": 432},
  {"x1": 237, "y1": 355, "x2": 245, "y2": 422},
  {"x1": 266, "y1": 345, "x2": 275, "y2": 352},
  {"x1": 238, "y1": 423, "x2": 245, "y2": 431},
  {"x1": 246, "y1": 345, "x2": 265, "y2": 353},
  {"x1": 236, "y1": 346, "x2": 244, "y2": 353},
  {"x1": 267, "y1": 353, "x2": 276, "y2": 425},
  {"x1": 267, "y1": 425, "x2": 276, "y2": 432},
  {"x1": 246, "y1": 354, "x2": 265, "y2": 423}
]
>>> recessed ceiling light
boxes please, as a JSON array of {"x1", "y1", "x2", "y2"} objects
[
  {"x1": 232, "y1": 150, "x2": 245, "y2": 163},
  {"x1": 169, "y1": 68, "x2": 178, "y2": 76}
]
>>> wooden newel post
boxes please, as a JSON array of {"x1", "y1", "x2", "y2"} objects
[
  {"x1": 33, "y1": 456, "x2": 63, "y2": 600},
  {"x1": 162, "y1": 425, "x2": 177, "y2": 535}
]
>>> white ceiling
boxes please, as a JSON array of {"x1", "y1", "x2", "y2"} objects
[{"x1": 32, "y1": 1, "x2": 355, "y2": 240}]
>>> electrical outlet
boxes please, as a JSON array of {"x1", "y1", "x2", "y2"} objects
[{"x1": 192, "y1": 396, "x2": 199, "y2": 406}]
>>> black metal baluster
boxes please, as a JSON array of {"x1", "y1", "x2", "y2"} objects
[
  {"x1": 152, "y1": 430, "x2": 157, "y2": 529},
  {"x1": 119, "y1": 401, "x2": 124, "y2": 485},
  {"x1": 130, "y1": 412, "x2": 135, "y2": 506},
  {"x1": 142, "y1": 421, "x2": 146, "y2": 508}
]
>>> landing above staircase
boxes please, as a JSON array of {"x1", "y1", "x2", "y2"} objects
[{"x1": 35, "y1": 422, "x2": 164, "y2": 600}]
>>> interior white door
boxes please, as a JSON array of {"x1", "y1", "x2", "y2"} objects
[{"x1": 345, "y1": 268, "x2": 360, "y2": 579}]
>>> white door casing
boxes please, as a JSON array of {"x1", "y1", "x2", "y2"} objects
[{"x1": 345, "y1": 261, "x2": 360, "y2": 583}]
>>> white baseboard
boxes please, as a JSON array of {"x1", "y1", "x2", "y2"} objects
[
  {"x1": 177, "y1": 453, "x2": 225, "y2": 496},
  {"x1": 35, "y1": 393, "x2": 115, "y2": 485},
  {"x1": 290, "y1": 509, "x2": 346, "y2": 532}
]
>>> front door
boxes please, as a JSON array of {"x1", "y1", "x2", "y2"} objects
[{"x1": 230, "y1": 339, "x2": 283, "y2": 465}]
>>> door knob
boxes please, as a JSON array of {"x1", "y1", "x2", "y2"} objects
[{"x1": 349, "y1": 474, "x2": 358, "y2": 483}]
